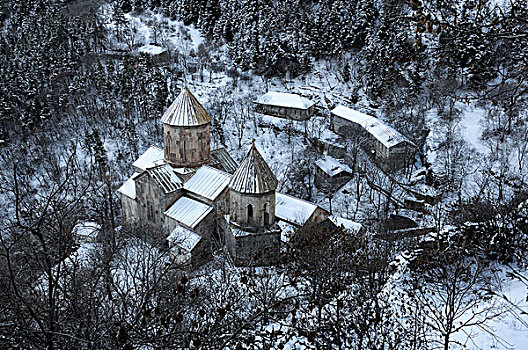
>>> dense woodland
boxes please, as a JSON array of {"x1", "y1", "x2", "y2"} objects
[{"x1": 0, "y1": 0, "x2": 528, "y2": 349}]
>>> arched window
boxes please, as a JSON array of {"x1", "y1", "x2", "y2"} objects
[
  {"x1": 247, "y1": 204, "x2": 253, "y2": 224},
  {"x1": 183, "y1": 140, "x2": 187, "y2": 161},
  {"x1": 166, "y1": 132, "x2": 172, "y2": 155},
  {"x1": 263, "y1": 203, "x2": 270, "y2": 226}
]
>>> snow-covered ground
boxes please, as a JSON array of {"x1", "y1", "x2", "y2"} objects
[{"x1": 95, "y1": 8, "x2": 528, "y2": 349}]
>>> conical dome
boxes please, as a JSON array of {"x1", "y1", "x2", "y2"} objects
[
  {"x1": 229, "y1": 142, "x2": 278, "y2": 194},
  {"x1": 161, "y1": 86, "x2": 212, "y2": 126}
]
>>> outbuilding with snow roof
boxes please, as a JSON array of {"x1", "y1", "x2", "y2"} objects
[
  {"x1": 254, "y1": 91, "x2": 316, "y2": 121},
  {"x1": 330, "y1": 105, "x2": 416, "y2": 170},
  {"x1": 314, "y1": 155, "x2": 353, "y2": 192}
]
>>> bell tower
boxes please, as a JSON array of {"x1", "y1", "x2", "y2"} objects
[{"x1": 161, "y1": 86, "x2": 211, "y2": 168}]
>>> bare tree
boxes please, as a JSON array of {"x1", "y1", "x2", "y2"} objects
[{"x1": 404, "y1": 241, "x2": 506, "y2": 350}]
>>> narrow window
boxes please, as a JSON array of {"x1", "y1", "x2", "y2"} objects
[
  {"x1": 147, "y1": 201, "x2": 154, "y2": 222},
  {"x1": 264, "y1": 203, "x2": 270, "y2": 226},
  {"x1": 183, "y1": 140, "x2": 187, "y2": 161},
  {"x1": 247, "y1": 204, "x2": 253, "y2": 224},
  {"x1": 166, "y1": 132, "x2": 171, "y2": 155}
]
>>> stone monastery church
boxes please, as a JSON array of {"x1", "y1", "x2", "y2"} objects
[
  {"x1": 119, "y1": 86, "x2": 359, "y2": 266},
  {"x1": 118, "y1": 85, "x2": 279, "y2": 266}
]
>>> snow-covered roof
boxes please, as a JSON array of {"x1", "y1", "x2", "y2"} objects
[
  {"x1": 315, "y1": 155, "x2": 353, "y2": 176},
  {"x1": 140, "y1": 164, "x2": 182, "y2": 193},
  {"x1": 164, "y1": 196, "x2": 213, "y2": 229},
  {"x1": 172, "y1": 167, "x2": 195, "y2": 176},
  {"x1": 229, "y1": 142, "x2": 278, "y2": 194},
  {"x1": 167, "y1": 225, "x2": 201, "y2": 252},
  {"x1": 255, "y1": 91, "x2": 315, "y2": 110},
  {"x1": 118, "y1": 172, "x2": 140, "y2": 199},
  {"x1": 331, "y1": 105, "x2": 411, "y2": 148},
  {"x1": 72, "y1": 221, "x2": 101, "y2": 239},
  {"x1": 132, "y1": 146, "x2": 164, "y2": 171},
  {"x1": 161, "y1": 86, "x2": 211, "y2": 127},
  {"x1": 138, "y1": 44, "x2": 167, "y2": 56},
  {"x1": 275, "y1": 193, "x2": 318, "y2": 227},
  {"x1": 184, "y1": 165, "x2": 232, "y2": 201},
  {"x1": 329, "y1": 216, "x2": 363, "y2": 234},
  {"x1": 210, "y1": 148, "x2": 238, "y2": 173}
]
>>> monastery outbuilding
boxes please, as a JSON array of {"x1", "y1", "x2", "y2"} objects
[
  {"x1": 254, "y1": 91, "x2": 315, "y2": 121},
  {"x1": 330, "y1": 105, "x2": 416, "y2": 170}
]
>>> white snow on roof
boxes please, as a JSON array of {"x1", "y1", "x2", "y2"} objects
[
  {"x1": 118, "y1": 172, "x2": 140, "y2": 199},
  {"x1": 144, "y1": 164, "x2": 183, "y2": 193},
  {"x1": 275, "y1": 193, "x2": 318, "y2": 226},
  {"x1": 138, "y1": 44, "x2": 167, "y2": 56},
  {"x1": 256, "y1": 92, "x2": 315, "y2": 110},
  {"x1": 315, "y1": 155, "x2": 352, "y2": 176},
  {"x1": 331, "y1": 105, "x2": 411, "y2": 148},
  {"x1": 132, "y1": 146, "x2": 165, "y2": 171},
  {"x1": 167, "y1": 225, "x2": 201, "y2": 252},
  {"x1": 72, "y1": 221, "x2": 101, "y2": 239},
  {"x1": 329, "y1": 216, "x2": 363, "y2": 234},
  {"x1": 173, "y1": 167, "x2": 195, "y2": 175},
  {"x1": 184, "y1": 165, "x2": 232, "y2": 201},
  {"x1": 164, "y1": 196, "x2": 213, "y2": 229}
]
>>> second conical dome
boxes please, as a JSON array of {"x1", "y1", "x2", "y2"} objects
[
  {"x1": 229, "y1": 142, "x2": 278, "y2": 194},
  {"x1": 161, "y1": 86, "x2": 212, "y2": 127}
]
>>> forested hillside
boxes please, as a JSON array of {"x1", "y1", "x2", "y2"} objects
[{"x1": 0, "y1": 0, "x2": 527, "y2": 349}]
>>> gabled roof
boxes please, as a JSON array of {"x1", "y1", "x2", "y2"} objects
[
  {"x1": 167, "y1": 225, "x2": 201, "y2": 252},
  {"x1": 210, "y1": 148, "x2": 238, "y2": 174},
  {"x1": 229, "y1": 142, "x2": 278, "y2": 194},
  {"x1": 331, "y1": 105, "x2": 413, "y2": 148},
  {"x1": 315, "y1": 155, "x2": 353, "y2": 176},
  {"x1": 255, "y1": 91, "x2": 315, "y2": 110},
  {"x1": 132, "y1": 146, "x2": 165, "y2": 171},
  {"x1": 275, "y1": 193, "x2": 318, "y2": 227},
  {"x1": 164, "y1": 196, "x2": 213, "y2": 229},
  {"x1": 184, "y1": 165, "x2": 232, "y2": 201},
  {"x1": 161, "y1": 86, "x2": 212, "y2": 127},
  {"x1": 329, "y1": 215, "x2": 363, "y2": 234},
  {"x1": 137, "y1": 164, "x2": 182, "y2": 194},
  {"x1": 118, "y1": 172, "x2": 141, "y2": 199}
]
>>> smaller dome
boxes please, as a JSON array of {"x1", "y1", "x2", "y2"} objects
[
  {"x1": 229, "y1": 142, "x2": 278, "y2": 194},
  {"x1": 161, "y1": 86, "x2": 212, "y2": 127}
]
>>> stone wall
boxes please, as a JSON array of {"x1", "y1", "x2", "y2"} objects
[
  {"x1": 135, "y1": 174, "x2": 181, "y2": 229},
  {"x1": 163, "y1": 123, "x2": 211, "y2": 168},
  {"x1": 120, "y1": 194, "x2": 138, "y2": 224},
  {"x1": 224, "y1": 223, "x2": 281, "y2": 266},
  {"x1": 229, "y1": 190, "x2": 276, "y2": 230}
]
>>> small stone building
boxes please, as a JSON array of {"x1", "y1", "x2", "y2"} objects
[
  {"x1": 254, "y1": 91, "x2": 315, "y2": 121},
  {"x1": 314, "y1": 155, "x2": 353, "y2": 192},
  {"x1": 331, "y1": 105, "x2": 415, "y2": 170}
]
